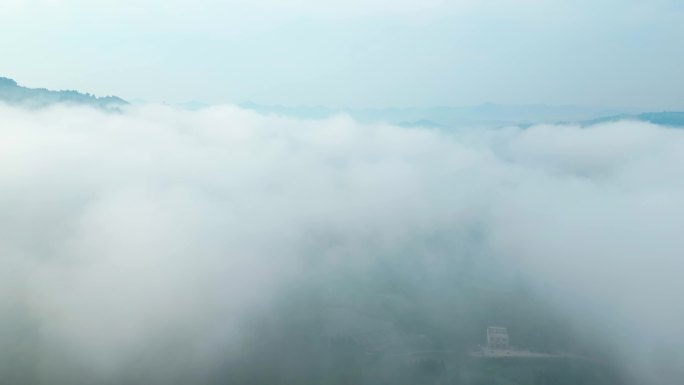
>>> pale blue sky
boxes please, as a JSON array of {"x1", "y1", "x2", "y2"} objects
[{"x1": 1, "y1": 0, "x2": 683, "y2": 109}]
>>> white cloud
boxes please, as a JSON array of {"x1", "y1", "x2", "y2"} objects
[{"x1": 1, "y1": 103, "x2": 683, "y2": 382}]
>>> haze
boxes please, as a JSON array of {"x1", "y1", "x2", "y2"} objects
[{"x1": 1, "y1": 103, "x2": 683, "y2": 383}]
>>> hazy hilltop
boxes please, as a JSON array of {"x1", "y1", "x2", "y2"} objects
[
  {"x1": 574, "y1": 111, "x2": 684, "y2": 128},
  {"x1": 0, "y1": 77, "x2": 127, "y2": 108}
]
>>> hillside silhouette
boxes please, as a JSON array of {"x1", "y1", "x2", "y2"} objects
[{"x1": 0, "y1": 77, "x2": 127, "y2": 108}]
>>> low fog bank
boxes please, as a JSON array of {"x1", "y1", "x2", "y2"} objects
[{"x1": 1, "y1": 103, "x2": 683, "y2": 384}]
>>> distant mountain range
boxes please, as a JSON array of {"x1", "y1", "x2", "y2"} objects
[
  {"x1": 236, "y1": 101, "x2": 643, "y2": 128},
  {"x1": 574, "y1": 111, "x2": 684, "y2": 128},
  {"x1": 0, "y1": 77, "x2": 127, "y2": 109},
  {"x1": 3, "y1": 76, "x2": 681, "y2": 128},
  {"x1": 237, "y1": 102, "x2": 684, "y2": 128}
]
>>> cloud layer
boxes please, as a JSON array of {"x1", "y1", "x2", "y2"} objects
[{"x1": 1, "y1": 103, "x2": 683, "y2": 384}]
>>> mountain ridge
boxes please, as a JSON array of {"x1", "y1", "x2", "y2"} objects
[{"x1": 0, "y1": 76, "x2": 127, "y2": 109}]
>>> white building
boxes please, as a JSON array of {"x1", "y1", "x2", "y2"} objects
[{"x1": 486, "y1": 327, "x2": 509, "y2": 350}]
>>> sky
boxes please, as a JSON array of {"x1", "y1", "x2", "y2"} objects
[{"x1": 1, "y1": 0, "x2": 683, "y2": 108}]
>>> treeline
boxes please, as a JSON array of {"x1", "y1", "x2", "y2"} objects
[{"x1": 0, "y1": 76, "x2": 127, "y2": 109}]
